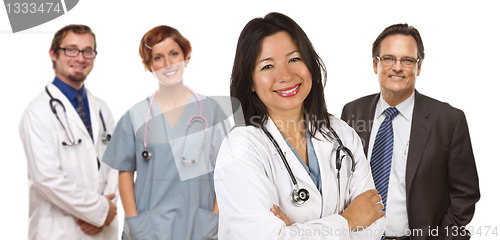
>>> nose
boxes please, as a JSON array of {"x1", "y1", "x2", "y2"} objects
[
  {"x1": 73, "y1": 51, "x2": 85, "y2": 62},
  {"x1": 392, "y1": 60, "x2": 403, "y2": 72},
  {"x1": 276, "y1": 64, "x2": 292, "y2": 82},
  {"x1": 165, "y1": 58, "x2": 173, "y2": 67},
  {"x1": 165, "y1": 57, "x2": 181, "y2": 68}
]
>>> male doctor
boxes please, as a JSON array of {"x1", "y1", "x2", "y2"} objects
[{"x1": 19, "y1": 24, "x2": 118, "y2": 239}]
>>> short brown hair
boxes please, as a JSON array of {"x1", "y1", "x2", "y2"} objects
[
  {"x1": 372, "y1": 23, "x2": 425, "y2": 63},
  {"x1": 50, "y1": 24, "x2": 96, "y2": 68},
  {"x1": 139, "y1": 25, "x2": 192, "y2": 71}
]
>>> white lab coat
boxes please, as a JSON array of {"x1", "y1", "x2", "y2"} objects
[
  {"x1": 19, "y1": 83, "x2": 119, "y2": 240},
  {"x1": 214, "y1": 117, "x2": 385, "y2": 239}
]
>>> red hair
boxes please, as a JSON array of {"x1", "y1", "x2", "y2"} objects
[{"x1": 139, "y1": 25, "x2": 192, "y2": 71}]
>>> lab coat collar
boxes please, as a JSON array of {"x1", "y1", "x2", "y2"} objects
[
  {"x1": 86, "y1": 88, "x2": 103, "y2": 148},
  {"x1": 312, "y1": 124, "x2": 342, "y2": 215},
  {"x1": 263, "y1": 117, "x2": 324, "y2": 210}
]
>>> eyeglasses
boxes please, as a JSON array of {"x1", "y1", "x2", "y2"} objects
[
  {"x1": 376, "y1": 56, "x2": 419, "y2": 68},
  {"x1": 57, "y1": 47, "x2": 97, "y2": 59}
]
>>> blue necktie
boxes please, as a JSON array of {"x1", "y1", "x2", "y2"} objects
[
  {"x1": 371, "y1": 107, "x2": 399, "y2": 212},
  {"x1": 75, "y1": 91, "x2": 101, "y2": 169},
  {"x1": 75, "y1": 91, "x2": 93, "y2": 140}
]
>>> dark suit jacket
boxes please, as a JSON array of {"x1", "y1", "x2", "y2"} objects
[{"x1": 341, "y1": 90, "x2": 480, "y2": 240}]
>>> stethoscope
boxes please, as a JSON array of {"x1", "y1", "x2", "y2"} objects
[
  {"x1": 45, "y1": 86, "x2": 112, "y2": 146},
  {"x1": 262, "y1": 125, "x2": 355, "y2": 212},
  {"x1": 142, "y1": 87, "x2": 208, "y2": 164}
]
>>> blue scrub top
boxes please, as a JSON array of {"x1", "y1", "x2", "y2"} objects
[
  {"x1": 102, "y1": 93, "x2": 229, "y2": 240},
  {"x1": 282, "y1": 131, "x2": 322, "y2": 195}
]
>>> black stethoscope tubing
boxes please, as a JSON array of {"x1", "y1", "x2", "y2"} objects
[
  {"x1": 45, "y1": 86, "x2": 111, "y2": 146},
  {"x1": 262, "y1": 128, "x2": 298, "y2": 185},
  {"x1": 263, "y1": 124, "x2": 355, "y2": 209},
  {"x1": 262, "y1": 127, "x2": 310, "y2": 206},
  {"x1": 328, "y1": 125, "x2": 355, "y2": 173},
  {"x1": 99, "y1": 110, "x2": 112, "y2": 144},
  {"x1": 327, "y1": 125, "x2": 355, "y2": 214}
]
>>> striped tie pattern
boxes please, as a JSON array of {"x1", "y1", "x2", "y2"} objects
[
  {"x1": 371, "y1": 107, "x2": 399, "y2": 212},
  {"x1": 75, "y1": 91, "x2": 100, "y2": 169}
]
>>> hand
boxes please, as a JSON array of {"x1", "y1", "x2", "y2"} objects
[
  {"x1": 104, "y1": 193, "x2": 117, "y2": 226},
  {"x1": 270, "y1": 204, "x2": 293, "y2": 226},
  {"x1": 341, "y1": 189, "x2": 384, "y2": 231},
  {"x1": 78, "y1": 219, "x2": 103, "y2": 235},
  {"x1": 213, "y1": 198, "x2": 219, "y2": 214}
]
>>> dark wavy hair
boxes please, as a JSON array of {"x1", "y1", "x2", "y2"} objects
[{"x1": 230, "y1": 12, "x2": 332, "y2": 140}]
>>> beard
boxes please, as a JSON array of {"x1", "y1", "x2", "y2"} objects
[{"x1": 68, "y1": 72, "x2": 87, "y2": 83}]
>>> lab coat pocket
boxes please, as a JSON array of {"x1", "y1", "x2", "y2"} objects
[
  {"x1": 54, "y1": 130, "x2": 83, "y2": 169},
  {"x1": 124, "y1": 212, "x2": 153, "y2": 240},
  {"x1": 192, "y1": 208, "x2": 218, "y2": 240}
]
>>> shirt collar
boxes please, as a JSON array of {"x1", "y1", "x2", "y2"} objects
[
  {"x1": 52, "y1": 76, "x2": 87, "y2": 101},
  {"x1": 375, "y1": 91, "x2": 415, "y2": 121}
]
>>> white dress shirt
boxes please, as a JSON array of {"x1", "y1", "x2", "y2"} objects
[{"x1": 367, "y1": 92, "x2": 414, "y2": 237}]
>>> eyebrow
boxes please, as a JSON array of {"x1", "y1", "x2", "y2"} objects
[
  {"x1": 62, "y1": 44, "x2": 94, "y2": 50},
  {"x1": 153, "y1": 49, "x2": 178, "y2": 55},
  {"x1": 258, "y1": 50, "x2": 300, "y2": 63},
  {"x1": 381, "y1": 54, "x2": 417, "y2": 59}
]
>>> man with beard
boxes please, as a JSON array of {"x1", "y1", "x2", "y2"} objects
[{"x1": 19, "y1": 24, "x2": 119, "y2": 239}]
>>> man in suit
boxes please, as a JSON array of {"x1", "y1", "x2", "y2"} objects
[{"x1": 341, "y1": 24, "x2": 479, "y2": 240}]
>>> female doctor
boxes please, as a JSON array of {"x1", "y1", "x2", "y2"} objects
[
  {"x1": 214, "y1": 12, "x2": 386, "y2": 239},
  {"x1": 102, "y1": 25, "x2": 229, "y2": 239}
]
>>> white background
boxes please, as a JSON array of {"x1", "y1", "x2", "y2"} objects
[{"x1": 1, "y1": 0, "x2": 499, "y2": 238}]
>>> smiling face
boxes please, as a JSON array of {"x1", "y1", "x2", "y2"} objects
[
  {"x1": 374, "y1": 34, "x2": 421, "y2": 106},
  {"x1": 252, "y1": 31, "x2": 312, "y2": 119},
  {"x1": 50, "y1": 32, "x2": 95, "y2": 90},
  {"x1": 150, "y1": 37, "x2": 186, "y2": 86}
]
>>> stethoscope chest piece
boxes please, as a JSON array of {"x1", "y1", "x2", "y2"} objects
[
  {"x1": 290, "y1": 187, "x2": 310, "y2": 206},
  {"x1": 262, "y1": 127, "x2": 312, "y2": 207},
  {"x1": 142, "y1": 150, "x2": 151, "y2": 160},
  {"x1": 263, "y1": 125, "x2": 355, "y2": 209},
  {"x1": 102, "y1": 132, "x2": 111, "y2": 145},
  {"x1": 46, "y1": 86, "x2": 112, "y2": 146}
]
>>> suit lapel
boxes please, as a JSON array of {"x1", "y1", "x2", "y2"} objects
[
  {"x1": 405, "y1": 91, "x2": 432, "y2": 196},
  {"x1": 360, "y1": 94, "x2": 379, "y2": 155}
]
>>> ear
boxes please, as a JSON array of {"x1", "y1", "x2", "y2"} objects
[
  {"x1": 49, "y1": 49, "x2": 58, "y2": 62},
  {"x1": 372, "y1": 58, "x2": 379, "y2": 74},
  {"x1": 416, "y1": 62, "x2": 422, "y2": 76},
  {"x1": 184, "y1": 59, "x2": 190, "y2": 67}
]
